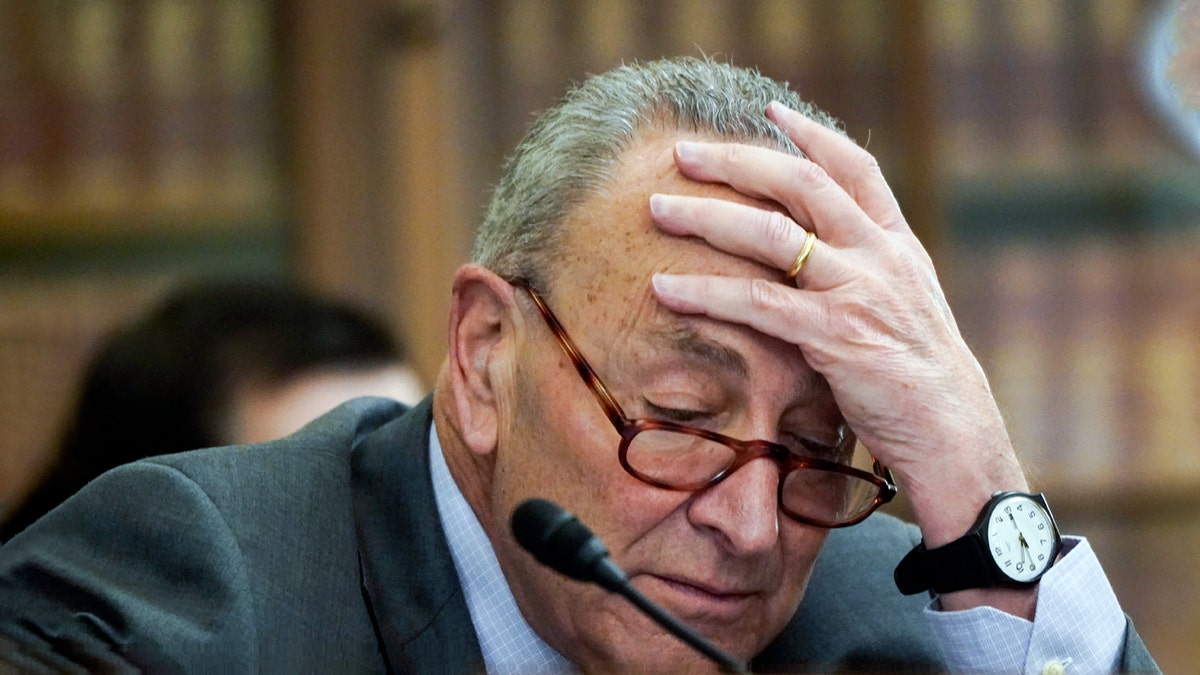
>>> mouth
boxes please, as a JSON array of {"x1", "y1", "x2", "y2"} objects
[{"x1": 640, "y1": 574, "x2": 758, "y2": 623}]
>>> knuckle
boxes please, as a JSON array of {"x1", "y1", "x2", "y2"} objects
[
  {"x1": 856, "y1": 149, "x2": 883, "y2": 177},
  {"x1": 758, "y1": 210, "x2": 794, "y2": 248},
  {"x1": 723, "y1": 143, "x2": 748, "y2": 168},
  {"x1": 747, "y1": 278, "x2": 779, "y2": 312},
  {"x1": 794, "y1": 159, "x2": 830, "y2": 190}
]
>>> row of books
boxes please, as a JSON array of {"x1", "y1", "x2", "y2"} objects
[
  {"x1": 952, "y1": 231, "x2": 1200, "y2": 492},
  {"x1": 487, "y1": 0, "x2": 1167, "y2": 182},
  {"x1": 0, "y1": 1, "x2": 1171, "y2": 226},
  {"x1": 0, "y1": 0, "x2": 278, "y2": 227}
]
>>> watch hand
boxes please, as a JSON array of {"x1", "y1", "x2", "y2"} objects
[
  {"x1": 1008, "y1": 513, "x2": 1032, "y2": 548},
  {"x1": 1007, "y1": 512, "x2": 1021, "y2": 531}
]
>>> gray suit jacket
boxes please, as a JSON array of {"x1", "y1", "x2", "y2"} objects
[{"x1": 0, "y1": 396, "x2": 1159, "y2": 672}]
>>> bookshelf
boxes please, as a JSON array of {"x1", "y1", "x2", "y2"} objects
[
  {"x1": 0, "y1": 0, "x2": 286, "y2": 513},
  {"x1": 0, "y1": 1, "x2": 282, "y2": 240},
  {"x1": 924, "y1": 0, "x2": 1200, "y2": 508}
]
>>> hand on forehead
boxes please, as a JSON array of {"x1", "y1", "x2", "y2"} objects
[{"x1": 555, "y1": 131, "x2": 790, "y2": 300}]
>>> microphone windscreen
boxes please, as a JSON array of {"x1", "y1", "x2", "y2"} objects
[{"x1": 512, "y1": 498, "x2": 609, "y2": 583}]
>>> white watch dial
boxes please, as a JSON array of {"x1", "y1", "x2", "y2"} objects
[{"x1": 985, "y1": 494, "x2": 1057, "y2": 582}]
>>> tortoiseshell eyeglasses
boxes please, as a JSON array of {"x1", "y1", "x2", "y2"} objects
[{"x1": 510, "y1": 278, "x2": 896, "y2": 528}]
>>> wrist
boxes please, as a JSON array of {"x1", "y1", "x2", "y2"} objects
[
  {"x1": 892, "y1": 436, "x2": 1028, "y2": 548},
  {"x1": 894, "y1": 491, "x2": 1061, "y2": 621},
  {"x1": 938, "y1": 585, "x2": 1040, "y2": 617},
  {"x1": 908, "y1": 473, "x2": 1029, "y2": 548}
]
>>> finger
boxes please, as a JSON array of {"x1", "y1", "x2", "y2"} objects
[
  {"x1": 650, "y1": 273, "x2": 825, "y2": 351},
  {"x1": 673, "y1": 140, "x2": 877, "y2": 246},
  {"x1": 765, "y1": 101, "x2": 908, "y2": 233},
  {"x1": 649, "y1": 193, "x2": 836, "y2": 283}
]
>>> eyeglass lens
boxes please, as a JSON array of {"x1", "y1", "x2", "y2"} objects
[{"x1": 623, "y1": 428, "x2": 883, "y2": 525}]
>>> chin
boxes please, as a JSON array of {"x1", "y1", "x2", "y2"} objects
[
  {"x1": 572, "y1": 596, "x2": 756, "y2": 673},
  {"x1": 579, "y1": 640, "x2": 729, "y2": 674},
  {"x1": 611, "y1": 639, "x2": 751, "y2": 674}
]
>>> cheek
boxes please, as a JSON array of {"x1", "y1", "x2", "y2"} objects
[
  {"x1": 779, "y1": 524, "x2": 829, "y2": 595},
  {"x1": 487, "y1": 355, "x2": 693, "y2": 661},
  {"x1": 492, "y1": 354, "x2": 620, "y2": 521},
  {"x1": 495, "y1": 358, "x2": 687, "y2": 563}
]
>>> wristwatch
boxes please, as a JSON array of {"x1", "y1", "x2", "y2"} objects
[{"x1": 894, "y1": 491, "x2": 1062, "y2": 595}]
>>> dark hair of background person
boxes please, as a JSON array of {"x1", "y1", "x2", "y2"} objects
[{"x1": 0, "y1": 278, "x2": 407, "y2": 542}]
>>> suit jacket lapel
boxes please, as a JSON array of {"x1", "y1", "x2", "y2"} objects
[{"x1": 351, "y1": 396, "x2": 485, "y2": 672}]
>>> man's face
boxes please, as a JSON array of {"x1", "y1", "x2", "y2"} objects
[{"x1": 487, "y1": 131, "x2": 841, "y2": 671}]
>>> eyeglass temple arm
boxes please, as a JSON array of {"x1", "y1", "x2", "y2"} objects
[{"x1": 511, "y1": 278, "x2": 629, "y2": 428}]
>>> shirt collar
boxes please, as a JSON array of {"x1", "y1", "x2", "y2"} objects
[{"x1": 429, "y1": 421, "x2": 575, "y2": 674}]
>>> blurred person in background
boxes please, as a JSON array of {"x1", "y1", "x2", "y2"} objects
[{"x1": 0, "y1": 278, "x2": 423, "y2": 542}]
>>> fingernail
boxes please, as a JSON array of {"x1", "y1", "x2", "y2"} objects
[
  {"x1": 652, "y1": 274, "x2": 702, "y2": 313},
  {"x1": 651, "y1": 273, "x2": 680, "y2": 295},
  {"x1": 675, "y1": 141, "x2": 700, "y2": 161},
  {"x1": 649, "y1": 193, "x2": 668, "y2": 218}
]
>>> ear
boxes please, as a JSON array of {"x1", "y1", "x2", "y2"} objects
[{"x1": 444, "y1": 265, "x2": 521, "y2": 457}]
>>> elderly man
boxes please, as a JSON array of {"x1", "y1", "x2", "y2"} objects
[{"x1": 0, "y1": 58, "x2": 1157, "y2": 672}]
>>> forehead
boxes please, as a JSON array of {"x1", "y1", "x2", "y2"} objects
[
  {"x1": 541, "y1": 131, "x2": 824, "y2": 396},
  {"x1": 554, "y1": 130, "x2": 781, "y2": 301}
]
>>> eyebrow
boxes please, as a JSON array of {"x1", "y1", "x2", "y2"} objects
[{"x1": 647, "y1": 321, "x2": 749, "y2": 381}]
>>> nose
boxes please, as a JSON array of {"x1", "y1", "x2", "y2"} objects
[{"x1": 686, "y1": 455, "x2": 781, "y2": 556}]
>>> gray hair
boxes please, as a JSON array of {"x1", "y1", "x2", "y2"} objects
[{"x1": 472, "y1": 56, "x2": 842, "y2": 291}]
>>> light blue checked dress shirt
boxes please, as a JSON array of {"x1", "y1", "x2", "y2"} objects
[
  {"x1": 430, "y1": 426, "x2": 574, "y2": 673},
  {"x1": 428, "y1": 424, "x2": 1124, "y2": 674}
]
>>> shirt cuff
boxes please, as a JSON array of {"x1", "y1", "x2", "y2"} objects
[{"x1": 924, "y1": 537, "x2": 1125, "y2": 674}]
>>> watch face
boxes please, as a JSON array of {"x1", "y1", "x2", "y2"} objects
[{"x1": 985, "y1": 494, "x2": 1058, "y2": 582}]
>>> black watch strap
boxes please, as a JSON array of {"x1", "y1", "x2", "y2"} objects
[
  {"x1": 894, "y1": 536, "x2": 994, "y2": 595},
  {"x1": 894, "y1": 491, "x2": 1060, "y2": 595}
]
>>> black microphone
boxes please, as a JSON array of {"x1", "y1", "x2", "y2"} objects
[{"x1": 511, "y1": 498, "x2": 748, "y2": 673}]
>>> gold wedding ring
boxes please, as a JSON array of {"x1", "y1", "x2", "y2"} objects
[{"x1": 784, "y1": 231, "x2": 817, "y2": 282}]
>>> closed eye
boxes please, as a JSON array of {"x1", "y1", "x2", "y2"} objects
[
  {"x1": 782, "y1": 433, "x2": 851, "y2": 463},
  {"x1": 643, "y1": 400, "x2": 711, "y2": 424}
]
